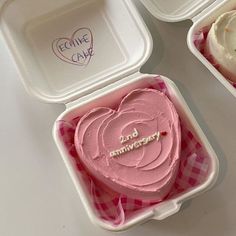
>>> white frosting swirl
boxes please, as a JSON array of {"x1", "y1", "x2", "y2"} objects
[{"x1": 207, "y1": 10, "x2": 236, "y2": 82}]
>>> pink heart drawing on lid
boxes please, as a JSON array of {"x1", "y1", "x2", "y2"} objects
[{"x1": 52, "y1": 27, "x2": 94, "y2": 67}]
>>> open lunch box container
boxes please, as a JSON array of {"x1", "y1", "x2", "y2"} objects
[
  {"x1": 0, "y1": 0, "x2": 220, "y2": 232},
  {"x1": 141, "y1": 0, "x2": 236, "y2": 97}
]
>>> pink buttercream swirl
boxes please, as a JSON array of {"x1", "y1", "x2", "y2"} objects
[{"x1": 74, "y1": 89, "x2": 181, "y2": 200}]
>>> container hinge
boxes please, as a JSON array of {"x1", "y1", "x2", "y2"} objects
[
  {"x1": 192, "y1": 0, "x2": 227, "y2": 23},
  {"x1": 65, "y1": 71, "x2": 143, "y2": 109}
]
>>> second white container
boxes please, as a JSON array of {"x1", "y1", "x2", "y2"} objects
[{"x1": 141, "y1": 0, "x2": 236, "y2": 97}]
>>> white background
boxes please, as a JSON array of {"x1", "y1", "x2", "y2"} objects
[{"x1": 1, "y1": 1, "x2": 236, "y2": 235}]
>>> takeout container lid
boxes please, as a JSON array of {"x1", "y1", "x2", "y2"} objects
[
  {"x1": 141, "y1": 0, "x2": 236, "y2": 97},
  {"x1": 0, "y1": 0, "x2": 152, "y2": 104},
  {"x1": 140, "y1": 0, "x2": 223, "y2": 22},
  {"x1": 0, "y1": 0, "x2": 219, "y2": 231}
]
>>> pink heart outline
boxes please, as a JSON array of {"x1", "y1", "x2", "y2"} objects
[{"x1": 52, "y1": 27, "x2": 94, "y2": 67}]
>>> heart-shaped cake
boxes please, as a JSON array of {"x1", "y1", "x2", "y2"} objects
[{"x1": 74, "y1": 89, "x2": 181, "y2": 200}]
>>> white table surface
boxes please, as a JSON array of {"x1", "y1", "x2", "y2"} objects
[{"x1": 1, "y1": 1, "x2": 236, "y2": 236}]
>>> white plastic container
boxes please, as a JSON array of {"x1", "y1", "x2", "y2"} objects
[
  {"x1": 140, "y1": 0, "x2": 236, "y2": 97},
  {"x1": 0, "y1": 0, "x2": 219, "y2": 231}
]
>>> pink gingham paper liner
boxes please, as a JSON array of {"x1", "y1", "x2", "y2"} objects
[
  {"x1": 57, "y1": 77, "x2": 211, "y2": 226},
  {"x1": 193, "y1": 26, "x2": 236, "y2": 89}
]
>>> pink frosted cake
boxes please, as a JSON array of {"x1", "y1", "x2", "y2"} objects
[{"x1": 74, "y1": 89, "x2": 181, "y2": 200}]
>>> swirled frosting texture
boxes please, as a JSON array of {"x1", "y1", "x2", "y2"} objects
[
  {"x1": 207, "y1": 10, "x2": 236, "y2": 82},
  {"x1": 74, "y1": 89, "x2": 181, "y2": 200}
]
